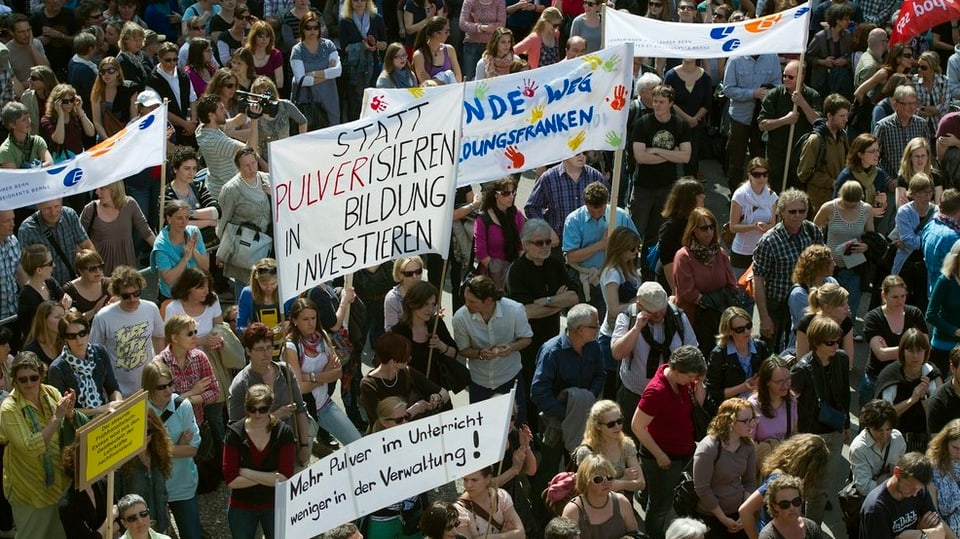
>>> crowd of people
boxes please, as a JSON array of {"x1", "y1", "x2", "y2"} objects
[{"x1": 1, "y1": 0, "x2": 960, "y2": 538}]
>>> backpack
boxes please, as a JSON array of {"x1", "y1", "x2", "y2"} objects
[
  {"x1": 624, "y1": 303, "x2": 687, "y2": 377},
  {"x1": 793, "y1": 117, "x2": 847, "y2": 176}
]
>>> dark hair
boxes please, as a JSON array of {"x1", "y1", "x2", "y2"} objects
[
  {"x1": 373, "y1": 332, "x2": 411, "y2": 366},
  {"x1": 58, "y1": 310, "x2": 91, "y2": 339},
  {"x1": 286, "y1": 298, "x2": 319, "y2": 342},
  {"x1": 299, "y1": 10, "x2": 323, "y2": 37},
  {"x1": 242, "y1": 322, "x2": 274, "y2": 349},
  {"x1": 858, "y1": 399, "x2": 898, "y2": 430},
  {"x1": 234, "y1": 145, "x2": 258, "y2": 167},
  {"x1": 171, "y1": 146, "x2": 199, "y2": 170},
  {"x1": 583, "y1": 181, "x2": 609, "y2": 207},
  {"x1": 940, "y1": 189, "x2": 960, "y2": 214},
  {"x1": 756, "y1": 356, "x2": 792, "y2": 418},
  {"x1": 824, "y1": 3, "x2": 852, "y2": 27},
  {"x1": 419, "y1": 502, "x2": 459, "y2": 539},
  {"x1": 0, "y1": 326, "x2": 13, "y2": 346},
  {"x1": 823, "y1": 93, "x2": 851, "y2": 116},
  {"x1": 170, "y1": 267, "x2": 216, "y2": 306},
  {"x1": 413, "y1": 16, "x2": 449, "y2": 63},
  {"x1": 109, "y1": 265, "x2": 146, "y2": 295},
  {"x1": 651, "y1": 84, "x2": 675, "y2": 102},
  {"x1": 668, "y1": 345, "x2": 706, "y2": 375},
  {"x1": 896, "y1": 452, "x2": 932, "y2": 483},
  {"x1": 661, "y1": 178, "x2": 704, "y2": 219},
  {"x1": 463, "y1": 275, "x2": 500, "y2": 301},
  {"x1": 196, "y1": 94, "x2": 220, "y2": 124},
  {"x1": 186, "y1": 37, "x2": 211, "y2": 72},
  {"x1": 400, "y1": 281, "x2": 439, "y2": 326}
]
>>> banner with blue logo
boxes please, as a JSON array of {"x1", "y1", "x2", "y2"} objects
[
  {"x1": 0, "y1": 105, "x2": 167, "y2": 211},
  {"x1": 603, "y1": 4, "x2": 809, "y2": 58}
]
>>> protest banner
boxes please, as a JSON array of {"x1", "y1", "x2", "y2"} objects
[
  {"x1": 361, "y1": 43, "x2": 633, "y2": 186},
  {"x1": 603, "y1": 5, "x2": 809, "y2": 58},
  {"x1": 74, "y1": 391, "x2": 148, "y2": 490},
  {"x1": 275, "y1": 391, "x2": 514, "y2": 539},
  {"x1": 269, "y1": 84, "x2": 463, "y2": 302},
  {"x1": 890, "y1": 0, "x2": 960, "y2": 45},
  {"x1": 0, "y1": 106, "x2": 167, "y2": 210}
]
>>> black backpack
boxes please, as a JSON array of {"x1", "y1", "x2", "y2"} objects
[{"x1": 793, "y1": 117, "x2": 847, "y2": 174}]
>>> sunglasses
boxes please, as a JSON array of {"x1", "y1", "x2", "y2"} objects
[
  {"x1": 99, "y1": 68, "x2": 118, "y2": 75},
  {"x1": 497, "y1": 190, "x2": 516, "y2": 196},
  {"x1": 155, "y1": 381, "x2": 175, "y2": 391},
  {"x1": 17, "y1": 374, "x2": 40, "y2": 384},
  {"x1": 401, "y1": 268, "x2": 424, "y2": 277},
  {"x1": 84, "y1": 264, "x2": 104, "y2": 272},
  {"x1": 697, "y1": 223, "x2": 716, "y2": 232},
  {"x1": 530, "y1": 238, "x2": 553, "y2": 247},
  {"x1": 256, "y1": 266, "x2": 278, "y2": 275},
  {"x1": 603, "y1": 417, "x2": 623, "y2": 428},
  {"x1": 40, "y1": 260, "x2": 55, "y2": 267},
  {"x1": 648, "y1": 1, "x2": 662, "y2": 5},
  {"x1": 120, "y1": 290, "x2": 142, "y2": 300},
  {"x1": 387, "y1": 415, "x2": 408, "y2": 423},
  {"x1": 123, "y1": 510, "x2": 150, "y2": 523},
  {"x1": 223, "y1": 82, "x2": 236, "y2": 89},
  {"x1": 591, "y1": 475, "x2": 614, "y2": 484},
  {"x1": 775, "y1": 496, "x2": 804, "y2": 510},
  {"x1": 183, "y1": 329, "x2": 198, "y2": 337},
  {"x1": 678, "y1": 5, "x2": 696, "y2": 10},
  {"x1": 823, "y1": 340, "x2": 839, "y2": 347},
  {"x1": 781, "y1": 74, "x2": 795, "y2": 80},
  {"x1": 919, "y1": 64, "x2": 930, "y2": 71},
  {"x1": 731, "y1": 322, "x2": 753, "y2": 334},
  {"x1": 64, "y1": 329, "x2": 90, "y2": 340},
  {"x1": 786, "y1": 208, "x2": 807, "y2": 215},
  {"x1": 304, "y1": 24, "x2": 321, "y2": 30},
  {"x1": 749, "y1": 170, "x2": 769, "y2": 177},
  {"x1": 445, "y1": 520, "x2": 460, "y2": 531},
  {"x1": 246, "y1": 405, "x2": 271, "y2": 414},
  {"x1": 901, "y1": 52, "x2": 914, "y2": 59}
]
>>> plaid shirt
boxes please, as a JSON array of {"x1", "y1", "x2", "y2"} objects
[
  {"x1": 0, "y1": 234, "x2": 20, "y2": 319},
  {"x1": 17, "y1": 207, "x2": 89, "y2": 284},
  {"x1": 523, "y1": 163, "x2": 607, "y2": 238},
  {"x1": 0, "y1": 65, "x2": 13, "y2": 109},
  {"x1": 874, "y1": 113, "x2": 932, "y2": 177},
  {"x1": 155, "y1": 346, "x2": 220, "y2": 426},
  {"x1": 857, "y1": 0, "x2": 895, "y2": 25},
  {"x1": 914, "y1": 73, "x2": 950, "y2": 126},
  {"x1": 753, "y1": 221, "x2": 824, "y2": 305},
  {"x1": 262, "y1": 0, "x2": 294, "y2": 18}
]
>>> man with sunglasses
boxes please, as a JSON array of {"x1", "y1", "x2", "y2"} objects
[
  {"x1": 757, "y1": 59, "x2": 822, "y2": 191},
  {"x1": 859, "y1": 452, "x2": 946, "y2": 539},
  {"x1": 146, "y1": 41, "x2": 199, "y2": 148},
  {"x1": 90, "y1": 266, "x2": 165, "y2": 396}
]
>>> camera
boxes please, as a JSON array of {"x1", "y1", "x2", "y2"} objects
[{"x1": 237, "y1": 89, "x2": 279, "y2": 119}]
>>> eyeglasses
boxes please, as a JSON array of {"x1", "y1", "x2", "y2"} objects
[
  {"x1": 40, "y1": 260, "x2": 55, "y2": 267},
  {"x1": 256, "y1": 266, "x2": 278, "y2": 275},
  {"x1": 731, "y1": 322, "x2": 753, "y2": 334},
  {"x1": 223, "y1": 82, "x2": 236, "y2": 89},
  {"x1": 603, "y1": 417, "x2": 623, "y2": 428},
  {"x1": 183, "y1": 329, "x2": 198, "y2": 337},
  {"x1": 120, "y1": 290, "x2": 142, "y2": 300},
  {"x1": 497, "y1": 190, "x2": 516, "y2": 196},
  {"x1": 401, "y1": 268, "x2": 424, "y2": 277},
  {"x1": 99, "y1": 68, "x2": 117, "y2": 75},
  {"x1": 697, "y1": 223, "x2": 716, "y2": 232},
  {"x1": 445, "y1": 520, "x2": 460, "y2": 531},
  {"x1": 64, "y1": 329, "x2": 90, "y2": 340},
  {"x1": 775, "y1": 496, "x2": 804, "y2": 510},
  {"x1": 386, "y1": 415, "x2": 408, "y2": 423},
  {"x1": 304, "y1": 24, "x2": 321, "y2": 30},
  {"x1": 246, "y1": 405, "x2": 271, "y2": 414},
  {"x1": 251, "y1": 345, "x2": 274, "y2": 353},
  {"x1": 84, "y1": 264, "x2": 104, "y2": 272},
  {"x1": 17, "y1": 374, "x2": 40, "y2": 384},
  {"x1": 530, "y1": 238, "x2": 552, "y2": 247},
  {"x1": 896, "y1": 100, "x2": 919, "y2": 107},
  {"x1": 749, "y1": 170, "x2": 769, "y2": 177},
  {"x1": 123, "y1": 510, "x2": 150, "y2": 523},
  {"x1": 591, "y1": 475, "x2": 614, "y2": 484},
  {"x1": 736, "y1": 416, "x2": 759, "y2": 424},
  {"x1": 822, "y1": 340, "x2": 839, "y2": 347},
  {"x1": 786, "y1": 208, "x2": 807, "y2": 215},
  {"x1": 161, "y1": 56, "x2": 178, "y2": 63}
]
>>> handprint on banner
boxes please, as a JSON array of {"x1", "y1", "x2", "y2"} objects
[
  {"x1": 369, "y1": 95, "x2": 388, "y2": 112},
  {"x1": 474, "y1": 81, "x2": 490, "y2": 100},
  {"x1": 408, "y1": 87, "x2": 426, "y2": 98},
  {"x1": 568, "y1": 130, "x2": 586, "y2": 151},
  {"x1": 528, "y1": 104, "x2": 545, "y2": 124},
  {"x1": 504, "y1": 146, "x2": 525, "y2": 169},
  {"x1": 581, "y1": 55, "x2": 603, "y2": 70},
  {"x1": 608, "y1": 85, "x2": 626, "y2": 111},
  {"x1": 604, "y1": 130, "x2": 622, "y2": 147},
  {"x1": 602, "y1": 54, "x2": 621, "y2": 73},
  {"x1": 519, "y1": 79, "x2": 539, "y2": 98}
]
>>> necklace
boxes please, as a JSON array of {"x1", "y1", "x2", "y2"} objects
[
  {"x1": 585, "y1": 493, "x2": 609, "y2": 509},
  {"x1": 380, "y1": 371, "x2": 398, "y2": 388}
]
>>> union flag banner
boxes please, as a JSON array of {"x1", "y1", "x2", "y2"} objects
[{"x1": 891, "y1": 0, "x2": 960, "y2": 45}]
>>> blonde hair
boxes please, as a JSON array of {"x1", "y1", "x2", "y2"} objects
[
  {"x1": 163, "y1": 313, "x2": 196, "y2": 343},
  {"x1": 899, "y1": 137, "x2": 933, "y2": 179},
  {"x1": 100, "y1": 181, "x2": 129, "y2": 209},
  {"x1": 533, "y1": 7, "x2": 562, "y2": 35}
]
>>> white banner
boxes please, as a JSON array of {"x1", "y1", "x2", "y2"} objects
[
  {"x1": 269, "y1": 84, "x2": 463, "y2": 302},
  {"x1": 603, "y1": 4, "x2": 810, "y2": 58},
  {"x1": 275, "y1": 391, "x2": 514, "y2": 539},
  {"x1": 0, "y1": 105, "x2": 167, "y2": 211},
  {"x1": 362, "y1": 43, "x2": 633, "y2": 186}
]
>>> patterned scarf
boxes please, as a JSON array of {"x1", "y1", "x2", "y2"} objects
[
  {"x1": 22, "y1": 390, "x2": 58, "y2": 486},
  {"x1": 483, "y1": 51, "x2": 514, "y2": 78},
  {"x1": 935, "y1": 211, "x2": 960, "y2": 235},
  {"x1": 298, "y1": 332, "x2": 324, "y2": 365},
  {"x1": 62, "y1": 345, "x2": 103, "y2": 410},
  {"x1": 688, "y1": 238, "x2": 721, "y2": 266}
]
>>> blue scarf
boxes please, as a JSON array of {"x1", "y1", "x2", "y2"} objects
[{"x1": 352, "y1": 11, "x2": 370, "y2": 38}]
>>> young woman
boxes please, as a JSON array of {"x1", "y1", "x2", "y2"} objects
[
  {"x1": 40, "y1": 84, "x2": 96, "y2": 163},
  {"x1": 512, "y1": 7, "x2": 561, "y2": 69},
  {"x1": 376, "y1": 42, "x2": 417, "y2": 88},
  {"x1": 748, "y1": 357, "x2": 798, "y2": 450},
  {"x1": 390, "y1": 281, "x2": 464, "y2": 393},
  {"x1": 459, "y1": 0, "x2": 506, "y2": 80},
  {"x1": 249, "y1": 76, "x2": 307, "y2": 161},
  {"x1": 289, "y1": 12, "x2": 340, "y2": 130},
  {"x1": 474, "y1": 178, "x2": 525, "y2": 292},
  {"x1": 835, "y1": 133, "x2": 894, "y2": 234},
  {"x1": 787, "y1": 244, "x2": 837, "y2": 352},
  {"x1": 47, "y1": 310, "x2": 122, "y2": 417},
  {"x1": 657, "y1": 178, "x2": 706, "y2": 294},
  {"x1": 412, "y1": 16, "x2": 462, "y2": 85},
  {"x1": 230, "y1": 48, "x2": 256, "y2": 91},
  {"x1": 705, "y1": 307, "x2": 769, "y2": 415},
  {"x1": 457, "y1": 466, "x2": 526, "y2": 539},
  {"x1": 62, "y1": 250, "x2": 110, "y2": 322},
  {"x1": 340, "y1": 0, "x2": 387, "y2": 119},
  {"x1": 893, "y1": 174, "x2": 938, "y2": 315},
  {"x1": 849, "y1": 400, "x2": 905, "y2": 497},
  {"x1": 728, "y1": 158, "x2": 778, "y2": 314},
  {"x1": 895, "y1": 137, "x2": 942, "y2": 207},
  {"x1": 18, "y1": 244, "x2": 71, "y2": 347},
  {"x1": 216, "y1": 3, "x2": 250, "y2": 67},
  {"x1": 874, "y1": 329, "x2": 942, "y2": 451},
  {"x1": 90, "y1": 57, "x2": 138, "y2": 140},
  {"x1": 383, "y1": 256, "x2": 425, "y2": 330},
  {"x1": 21, "y1": 66, "x2": 58, "y2": 136},
  {"x1": 23, "y1": 301, "x2": 66, "y2": 367},
  {"x1": 236, "y1": 259, "x2": 294, "y2": 356},
  {"x1": 572, "y1": 400, "x2": 645, "y2": 494},
  {"x1": 403, "y1": 0, "x2": 446, "y2": 48},
  {"x1": 243, "y1": 21, "x2": 284, "y2": 91},
  {"x1": 163, "y1": 146, "x2": 221, "y2": 244},
  {"x1": 794, "y1": 283, "x2": 856, "y2": 367},
  {"x1": 81, "y1": 182, "x2": 156, "y2": 275},
  {"x1": 184, "y1": 38, "x2": 218, "y2": 95},
  {"x1": 150, "y1": 200, "x2": 210, "y2": 301},
  {"x1": 475, "y1": 27, "x2": 515, "y2": 79},
  {"x1": 202, "y1": 68, "x2": 248, "y2": 141},
  {"x1": 913, "y1": 51, "x2": 949, "y2": 129},
  {"x1": 664, "y1": 58, "x2": 713, "y2": 178},
  {"x1": 927, "y1": 419, "x2": 960, "y2": 538}
]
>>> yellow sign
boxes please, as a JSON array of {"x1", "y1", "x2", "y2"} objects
[{"x1": 76, "y1": 391, "x2": 148, "y2": 490}]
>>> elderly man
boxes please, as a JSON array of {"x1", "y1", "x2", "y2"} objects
[
  {"x1": 753, "y1": 188, "x2": 825, "y2": 354},
  {"x1": 17, "y1": 198, "x2": 94, "y2": 283},
  {"x1": 453, "y1": 275, "x2": 534, "y2": 419},
  {"x1": 874, "y1": 85, "x2": 932, "y2": 176},
  {"x1": 564, "y1": 36, "x2": 587, "y2": 60},
  {"x1": 758, "y1": 59, "x2": 822, "y2": 191},
  {"x1": 854, "y1": 28, "x2": 889, "y2": 88},
  {"x1": 611, "y1": 281, "x2": 697, "y2": 441}
]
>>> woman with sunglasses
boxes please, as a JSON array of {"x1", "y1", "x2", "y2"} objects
[
  {"x1": 729, "y1": 158, "x2": 778, "y2": 315},
  {"x1": 0, "y1": 351, "x2": 77, "y2": 539},
  {"x1": 421, "y1": 501, "x2": 462, "y2": 539},
  {"x1": 47, "y1": 310, "x2": 122, "y2": 417},
  {"x1": 18, "y1": 244, "x2": 70, "y2": 350},
  {"x1": 236, "y1": 259, "x2": 295, "y2": 355},
  {"x1": 90, "y1": 57, "x2": 137, "y2": 140},
  {"x1": 854, "y1": 44, "x2": 915, "y2": 124},
  {"x1": 572, "y1": 400, "x2": 644, "y2": 495},
  {"x1": 21, "y1": 66, "x2": 58, "y2": 136},
  {"x1": 562, "y1": 454, "x2": 638, "y2": 538},
  {"x1": 793, "y1": 283, "x2": 855, "y2": 367},
  {"x1": 383, "y1": 255, "x2": 425, "y2": 331},
  {"x1": 738, "y1": 434, "x2": 829, "y2": 539},
  {"x1": 672, "y1": 207, "x2": 737, "y2": 354},
  {"x1": 151, "y1": 200, "x2": 210, "y2": 303},
  {"x1": 874, "y1": 328, "x2": 941, "y2": 451},
  {"x1": 117, "y1": 493, "x2": 172, "y2": 539},
  {"x1": 512, "y1": 7, "x2": 561, "y2": 69},
  {"x1": 153, "y1": 313, "x2": 222, "y2": 436},
  {"x1": 569, "y1": 0, "x2": 600, "y2": 53},
  {"x1": 142, "y1": 361, "x2": 202, "y2": 539},
  {"x1": 758, "y1": 475, "x2": 822, "y2": 539},
  {"x1": 62, "y1": 255, "x2": 109, "y2": 326},
  {"x1": 216, "y1": 4, "x2": 250, "y2": 68},
  {"x1": 456, "y1": 466, "x2": 526, "y2": 539},
  {"x1": 704, "y1": 307, "x2": 769, "y2": 415},
  {"x1": 224, "y1": 384, "x2": 294, "y2": 539},
  {"x1": 475, "y1": 177, "x2": 525, "y2": 292},
  {"x1": 40, "y1": 83, "x2": 96, "y2": 166},
  {"x1": 913, "y1": 51, "x2": 949, "y2": 128},
  {"x1": 290, "y1": 11, "x2": 340, "y2": 130}
]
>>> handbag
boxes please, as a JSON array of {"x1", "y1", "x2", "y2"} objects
[
  {"x1": 225, "y1": 222, "x2": 273, "y2": 270},
  {"x1": 808, "y1": 362, "x2": 846, "y2": 432},
  {"x1": 212, "y1": 322, "x2": 245, "y2": 370},
  {"x1": 738, "y1": 262, "x2": 755, "y2": 300},
  {"x1": 291, "y1": 77, "x2": 329, "y2": 132},
  {"x1": 102, "y1": 106, "x2": 125, "y2": 137},
  {"x1": 673, "y1": 447, "x2": 721, "y2": 518},
  {"x1": 195, "y1": 420, "x2": 218, "y2": 463},
  {"x1": 839, "y1": 439, "x2": 890, "y2": 531},
  {"x1": 721, "y1": 222, "x2": 735, "y2": 246}
]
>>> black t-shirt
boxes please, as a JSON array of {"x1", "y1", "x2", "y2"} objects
[
  {"x1": 862, "y1": 305, "x2": 928, "y2": 379},
  {"x1": 859, "y1": 482, "x2": 935, "y2": 539},
  {"x1": 505, "y1": 254, "x2": 572, "y2": 355},
  {"x1": 629, "y1": 111, "x2": 691, "y2": 189},
  {"x1": 927, "y1": 380, "x2": 960, "y2": 434},
  {"x1": 31, "y1": 9, "x2": 80, "y2": 78}
]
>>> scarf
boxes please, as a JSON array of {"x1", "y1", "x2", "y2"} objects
[
  {"x1": 483, "y1": 51, "x2": 514, "y2": 78},
  {"x1": 688, "y1": 238, "x2": 721, "y2": 266},
  {"x1": 851, "y1": 166, "x2": 879, "y2": 205},
  {"x1": 352, "y1": 11, "x2": 370, "y2": 39},
  {"x1": 22, "y1": 390, "x2": 58, "y2": 486},
  {"x1": 62, "y1": 345, "x2": 103, "y2": 410},
  {"x1": 935, "y1": 211, "x2": 960, "y2": 235},
  {"x1": 491, "y1": 206, "x2": 520, "y2": 261},
  {"x1": 298, "y1": 332, "x2": 324, "y2": 366}
]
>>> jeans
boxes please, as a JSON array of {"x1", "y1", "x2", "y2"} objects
[
  {"x1": 227, "y1": 505, "x2": 276, "y2": 539},
  {"x1": 469, "y1": 371, "x2": 527, "y2": 425},
  {"x1": 616, "y1": 384, "x2": 641, "y2": 446},
  {"x1": 202, "y1": 402, "x2": 225, "y2": 450},
  {"x1": 630, "y1": 185, "x2": 671, "y2": 261},
  {"x1": 835, "y1": 268, "x2": 862, "y2": 321},
  {"x1": 858, "y1": 373, "x2": 877, "y2": 409},
  {"x1": 640, "y1": 455, "x2": 686, "y2": 539},
  {"x1": 461, "y1": 42, "x2": 485, "y2": 81},
  {"x1": 317, "y1": 398, "x2": 362, "y2": 445},
  {"x1": 169, "y1": 495, "x2": 202, "y2": 539}
]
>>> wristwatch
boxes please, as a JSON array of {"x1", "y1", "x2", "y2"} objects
[
  {"x1": 299, "y1": 443, "x2": 309, "y2": 448},
  {"x1": 546, "y1": 296, "x2": 553, "y2": 306}
]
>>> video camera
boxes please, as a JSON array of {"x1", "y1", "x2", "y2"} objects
[{"x1": 237, "y1": 89, "x2": 279, "y2": 118}]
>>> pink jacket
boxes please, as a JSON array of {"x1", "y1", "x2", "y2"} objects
[{"x1": 513, "y1": 29, "x2": 560, "y2": 69}]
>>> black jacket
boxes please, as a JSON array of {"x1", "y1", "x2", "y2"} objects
[
  {"x1": 791, "y1": 350, "x2": 851, "y2": 434},
  {"x1": 704, "y1": 339, "x2": 769, "y2": 415}
]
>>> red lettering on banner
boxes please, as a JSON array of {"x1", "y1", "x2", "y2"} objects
[{"x1": 273, "y1": 159, "x2": 372, "y2": 220}]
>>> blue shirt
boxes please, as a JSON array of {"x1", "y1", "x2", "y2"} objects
[
  {"x1": 722, "y1": 54, "x2": 781, "y2": 125},
  {"x1": 562, "y1": 205, "x2": 638, "y2": 269},
  {"x1": 921, "y1": 217, "x2": 960, "y2": 295},
  {"x1": 148, "y1": 393, "x2": 200, "y2": 502},
  {"x1": 530, "y1": 332, "x2": 606, "y2": 419},
  {"x1": 524, "y1": 163, "x2": 607, "y2": 238}
]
